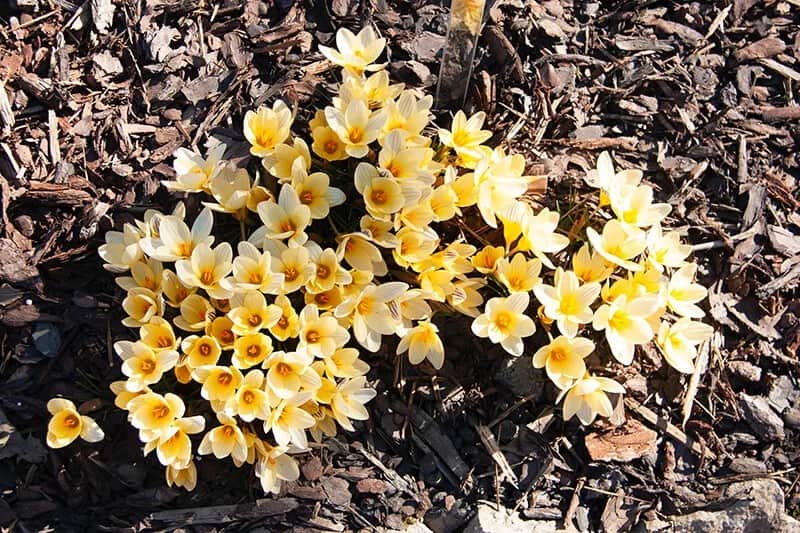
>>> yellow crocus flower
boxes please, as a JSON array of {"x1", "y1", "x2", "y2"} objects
[
  {"x1": 244, "y1": 100, "x2": 293, "y2": 158},
  {"x1": 532, "y1": 336, "x2": 595, "y2": 390},
  {"x1": 656, "y1": 318, "x2": 713, "y2": 374},
  {"x1": 397, "y1": 319, "x2": 445, "y2": 369},
  {"x1": 586, "y1": 219, "x2": 647, "y2": 272},
  {"x1": 232, "y1": 333, "x2": 273, "y2": 369},
  {"x1": 325, "y1": 98, "x2": 385, "y2": 158},
  {"x1": 228, "y1": 290, "x2": 282, "y2": 336},
  {"x1": 495, "y1": 253, "x2": 543, "y2": 294},
  {"x1": 667, "y1": 264, "x2": 707, "y2": 319},
  {"x1": 533, "y1": 268, "x2": 600, "y2": 338},
  {"x1": 471, "y1": 292, "x2": 536, "y2": 356},
  {"x1": 175, "y1": 242, "x2": 233, "y2": 300},
  {"x1": 559, "y1": 373, "x2": 626, "y2": 425},
  {"x1": 46, "y1": 398, "x2": 104, "y2": 449},
  {"x1": 116, "y1": 340, "x2": 178, "y2": 392},
  {"x1": 298, "y1": 304, "x2": 350, "y2": 358},
  {"x1": 198, "y1": 413, "x2": 248, "y2": 464},
  {"x1": 592, "y1": 294, "x2": 659, "y2": 365},
  {"x1": 319, "y1": 26, "x2": 386, "y2": 75}
]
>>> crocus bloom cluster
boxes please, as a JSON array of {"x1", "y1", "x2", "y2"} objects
[{"x1": 94, "y1": 25, "x2": 714, "y2": 494}]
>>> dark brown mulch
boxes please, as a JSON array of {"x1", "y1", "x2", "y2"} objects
[{"x1": 1, "y1": 0, "x2": 799, "y2": 531}]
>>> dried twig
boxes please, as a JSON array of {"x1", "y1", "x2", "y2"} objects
[{"x1": 474, "y1": 424, "x2": 518, "y2": 488}]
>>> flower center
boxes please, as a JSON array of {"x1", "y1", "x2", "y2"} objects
[
  {"x1": 306, "y1": 330, "x2": 320, "y2": 343},
  {"x1": 276, "y1": 362, "x2": 292, "y2": 376},
  {"x1": 300, "y1": 191, "x2": 314, "y2": 205},
  {"x1": 200, "y1": 271, "x2": 214, "y2": 285},
  {"x1": 494, "y1": 311, "x2": 511, "y2": 331},
  {"x1": 388, "y1": 164, "x2": 401, "y2": 176},
  {"x1": 152, "y1": 405, "x2": 170, "y2": 419},
  {"x1": 218, "y1": 372, "x2": 232, "y2": 385},
  {"x1": 324, "y1": 140, "x2": 338, "y2": 154},
  {"x1": 348, "y1": 128, "x2": 364, "y2": 143},
  {"x1": 357, "y1": 299, "x2": 371, "y2": 314},
  {"x1": 249, "y1": 272, "x2": 263, "y2": 284},
  {"x1": 198, "y1": 343, "x2": 212, "y2": 356},
  {"x1": 242, "y1": 390, "x2": 255, "y2": 404},
  {"x1": 223, "y1": 426, "x2": 235, "y2": 438},
  {"x1": 280, "y1": 220, "x2": 295, "y2": 233},
  {"x1": 316, "y1": 265, "x2": 330, "y2": 279},
  {"x1": 315, "y1": 293, "x2": 330, "y2": 305},
  {"x1": 246, "y1": 344, "x2": 261, "y2": 357},
  {"x1": 177, "y1": 242, "x2": 193, "y2": 256},
  {"x1": 64, "y1": 414, "x2": 80, "y2": 428},
  {"x1": 284, "y1": 268, "x2": 298, "y2": 282},
  {"x1": 550, "y1": 348, "x2": 566, "y2": 362},
  {"x1": 277, "y1": 316, "x2": 289, "y2": 329},
  {"x1": 371, "y1": 189, "x2": 387, "y2": 205},
  {"x1": 140, "y1": 359, "x2": 156, "y2": 374},
  {"x1": 157, "y1": 335, "x2": 171, "y2": 348},
  {"x1": 248, "y1": 314, "x2": 262, "y2": 327},
  {"x1": 220, "y1": 329, "x2": 234, "y2": 343}
]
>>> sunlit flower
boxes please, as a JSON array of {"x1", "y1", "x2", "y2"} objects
[
  {"x1": 592, "y1": 295, "x2": 659, "y2": 365},
  {"x1": 99, "y1": 223, "x2": 144, "y2": 272},
  {"x1": 335, "y1": 282, "x2": 407, "y2": 352},
  {"x1": 354, "y1": 163, "x2": 408, "y2": 219},
  {"x1": 667, "y1": 264, "x2": 707, "y2": 319},
  {"x1": 263, "y1": 350, "x2": 321, "y2": 399},
  {"x1": 572, "y1": 243, "x2": 615, "y2": 284},
  {"x1": 381, "y1": 90, "x2": 432, "y2": 142},
  {"x1": 116, "y1": 258, "x2": 163, "y2": 293},
  {"x1": 397, "y1": 319, "x2": 444, "y2": 369},
  {"x1": 207, "y1": 316, "x2": 237, "y2": 349},
  {"x1": 322, "y1": 347, "x2": 370, "y2": 378},
  {"x1": 609, "y1": 183, "x2": 671, "y2": 229},
  {"x1": 46, "y1": 398, "x2": 104, "y2": 448},
  {"x1": 193, "y1": 365, "x2": 243, "y2": 405},
  {"x1": 291, "y1": 160, "x2": 345, "y2": 220},
  {"x1": 532, "y1": 336, "x2": 595, "y2": 389},
  {"x1": 173, "y1": 294, "x2": 214, "y2": 332},
  {"x1": 181, "y1": 335, "x2": 222, "y2": 369},
  {"x1": 449, "y1": 278, "x2": 486, "y2": 317},
  {"x1": 378, "y1": 130, "x2": 436, "y2": 184},
  {"x1": 319, "y1": 26, "x2": 386, "y2": 75},
  {"x1": 337, "y1": 232, "x2": 388, "y2": 276},
  {"x1": 262, "y1": 138, "x2": 311, "y2": 183},
  {"x1": 656, "y1": 318, "x2": 713, "y2": 373},
  {"x1": 495, "y1": 253, "x2": 542, "y2": 294},
  {"x1": 140, "y1": 208, "x2": 214, "y2": 263},
  {"x1": 263, "y1": 240, "x2": 315, "y2": 294},
  {"x1": 306, "y1": 244, "x2": 351, "y2": 294},
  {"x1": 559, "y1": 373, "x2": 626, "y2": 425},
  {"x1": 109, "y1": 381, "x2": 148, "y2": 410},
  {"x1": 128, "y1": 392, "x2": 184, "y2": 437},
  {"x1": 175, "y1": 242, "x2": 233, "y2": 299},
  {"x1": 330, "y1": 376, "x2": 376, "y2": 432},
  {"x1": 198, "y1": 413, "x2": 248, "y2": 464},
  {"x1": 166, "y1": 460, "x2": 197, "y2": 491},
  {"x1": 254, "y1": 442, "x2": 300, "y2": 494},
  {"x1": 471, "y1": 293, "x2": 536, "y2": 356},
  {"x1": 306, "y1": 402, "x2": 338, "y2": 443},
  {"x1": 117, "y1": 340, "x2": 179, "y2": 392},
  {"x1": 471, "y1": 245, "x2": 505, "y2": 274},
  {"x1": 204, "y1": 164, "x2": 251, "y2": 220},
  {"x1": 418, "y1": 268, "x2": 456, "y2": 302},
  {"x1": 298, "y1": 304, "x2": 350, "y2": 358},
  {"x1": 503, "y1": 204, "x2": 570, "y2": 268},
  {"x1": 161, "y1": 269, "x2": 195, "y2": 308},
  {"x1": 232, "y1": 333, "x2": 273, "y2": 369},
  {"x1": 311, "y1": 125, "x2": 348, "y2": 161},
  {"x1": 244, "y1": 100, "x2": 293, "y2": 158},
  {"x1": 438, "y1": 110, "x2": 492, "y2": 158},
  {"x1": 325, "y1": 98, "x2": 385, "y2": 158},
  {"x1": 251, "y1": 184, "x2": 312, "y2": 246},
  {"x1": 226, "y1": 369, "x2": 271, "y2": 422},
  {"x1": 388, "y1": 288, "x2": 432, "y2": 329},
  {"x1": 167, "y1": 144, "x2": 226, "y2": 193},
  {"x1": 122, "y1": 287, "x2": 163, "y2": 327},
  {"x1": 228, "y1": 290, "x2": 282, "y2": 336},
  {"x1": 221, "y1": 241, "x2": 284, "y2": 295},
  {"x1": 393, "y1": 227, "x2": 439, "y2": 270},
  {"x1": 586, "y1": 219, "x2": 647, "y2": 272},
  {"x1": 139, "y1": 317, "x2": 179, "y2": 353},
  {"x1": 584, "y1": 151, "x2": 642, "y2": 203},
  {"x1": 145, "y1": 415, "x2": 204, "y2": 468},
  {"x1": 646, "y1": 224, "x2": 692, "y2": 272},
  {"x1": 266, "y1": 393, "x2": 316, "y2": 449},
  {"x1": 268, "y1": 295, "x2": 301, "y2": 341},
  {"x1": 533, "y1": 268, "x2": 601, "y2": 337}
]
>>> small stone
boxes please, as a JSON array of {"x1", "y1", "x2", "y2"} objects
[
  {"x1": 783, "y1": 407, "x2": 800, "y2": 429},
  {"x1": 768, "y1": 375, "x2": 798, "y2": 413},
  {"x1": 495, "y1": 355, "x2": 544, "y2": 400},
  {"x1": 575, "y1": 506, "x2": 590, "y2": 532},
  {"x1": 392, "y1": 60, "x2": 434, "y2": 87},
  {"x1": 740, "y1": 394, "x2": 785, "y2": 441},
  {"x1": 464, "y1": 503, "x2": 557, "y2": 533},
  {"x1": 727, "y1": 360, "x2": 762, "y2": 383},
  {"x1": 585, "y1": 419, "x2": 659, "y2": 462},
  {"x1": 728, "y1": 456, "x2": 767, "y2": 474},
  {"x1": 13, "y1": 215, "x2": 34, "y2": 237}
]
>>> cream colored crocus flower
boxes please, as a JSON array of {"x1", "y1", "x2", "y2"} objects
[
  {"x1": 145, "y1": 415, "x2": 205, "y2": 468},
  {"x1": 397, "y1": 319, "x2": 445, "y2": 369},
  {"x1": 263, "y1": 350, "x2": 321, "y2": 399},
  {"x1": 340, "y1": 69, "x2": 403, "y2": 107},
  {"x1": 307, "y1": 403, "x2": 338, "y2": 443},
  {"x1": 354, "y1": 162, "x2": 411, "y2": 220},
  {"x1": 140, "y1": 208, "x2": 214, "y2": 263},
  {"x1": 471, "y1": 293, "x2": 536, "y2": 356},
  {"x1": 592, "y1": 294, "x2": 659, "y2": 365},
  {"x1": 181, "y1": 335, "x2": 222, "y2": 368},
  {"x1": 393, "y1": 227, "x2": 440, "y2": 270},
  {"x1": 586, "y1": 219, "x2": 647, "y2": 272},
  {"x1": 646, "y1": 223, "x2": 691, "y2": 272},
  {"x1": 99, "y1": 223, "x2": 144, "y2": 272},
  {"x1": 244, "y1": 100, "x2": 293, "y2": 158},
  {"x1": 269, "y1": 295, "x2": 301, "y2": 341},
  {"x1": 46, "y1": 398, "x2": 104, "y2": 448},
  {"x1": 418, "y1": 269, "x2": 456, "y2": 302},
  {"x1": 290, "y1": 158, "x2": 345, "y2": 219},
  {"x1": 325, "y1": 98, "x2": 385, "y2": 158},
  {"x1": 161, "y1": 270, "x2": 195, "y2": 308},
  {"x1": 166, "y1": 460, "x2": 197, "y2": 491},
  {"x1": 500, "y1": 202, "x2": 569, "y2": 268},
  {"x1": 438, "y1": 110, "x2": 492, "y2": 157},
  {"x1": 533, "y1": 336, "x2": 595, "y2": 390},
  {"x1": 319, "y1": 26, "x2": 386, "y2": 75},
  {"x1": 330, "y1": 376, "x2": 376, "y2": 432},
  {"x1": 584, "y1": 151, "x2": 642, "y2": 202},
  {"x1": 140, "y1": 317, "x2": 179, "y2": 352},
  {"x1": 167, "y1": 144, "x2": 227, "y2": 193},
  {"x1": 667, "y1": 264, "x2": 707, "y2": 319},
  {"x1": 263, "y1": 240, "x2": 315, "y2": 294},
  {"x1": 388, "y1": 289, "x2": 432, "y2": 329},
  {"x1": 173, "y1": 294, "x2": 213, "y2": 332},
  {"x1": 471, "y1": 245, "x2": 505, "y2": 274},
  {"x1": 473, "y1": 149, "x2": 531, "y2": 228},
  {"x1": 116, "y1": 340, "x2": 179, "y2": 392},
  {"x1": 656, "y1": 318, "x2": 713, "y2": 373},
  {"x1": 335, "y1": 282, "x2": 408, "y2": 352},
  {"x1": 226, "y1": 369, "x2": 271, "y2": 422},
  {"x1": 116, "y1": 258, "x2": 163, "y2": 293},
  {"x1": 193, "y1": 365, "x2": 243, "y2": 405},
  {"x1": 232, "y1": 333, "x2": 273, "y2": 369},
  {"x1": 127, "y1": 392, "x2": 184, "y2": 438},
  {"x1": 266, "y1": 393, "x2": 316, "y2": 449},
  {"x1": 449, "y1": 278, "x2": 486, "y2": 317},
  {"x1": 378, "y1": 131, "x2": 436, "y2": 184},
  {"x1": 251, "y1": 184, "x2": 312, "y2": 246},
  {"x1": 122, "y1": 287, "x2": 163, "y2": 327},
  {"x1": 559, "y1": 373, "x2": 626, "y2": 425},
  {"x1": 323, "y1": 347, "x2": 370, "y2": 378},
  {"x1": 207, "y1": 316, "x2": 237, "y2": 350},
  {"x1": 110, "y1": 381, "x2": 148, "y2": 410},
  {"x1": 311, "y1": 125, "x2": 348, "y2": 161},
  {"x1": 204, "y1": 165, "x2": 251, "y2": 220},
  {"x1": 254, "y1": 442, "x2": 300, "y2": 494},
  {"x1": 198, "y1": 413, "x2": 248, "y2": 464},
  {"x1": 298, "y1": 304, "x2": 350, "y2": 358},
  {"x1": 221, "y1": 241, "x2": 284, "y2": 295},
  {"x1": 337, "y1": 232, "x2": 388, "y2": 276},
  {"x1": 572, "y1": 243, "x2": 615, "y2": 284},
  {"x1": 495, "y1": 253, "x2": 542, "y2": 294},
  {"x1": 175, "y1": 242, "x2": 233, "y2": 300},
  {"x1": 263, "y1": 138, "x2": 311, "y2": 183},
  {"x1": 305, "y1": 244, "x2": 351, "y2": 294},
  {"x1": 609, "y1": 183, "x2": 671, "y2": 229},
  {"x1": 533, "y1": 268, "x2": 601, "y2": 338},
  {"x1": 228, "y1": 290, "x2": 282, "y2": 336},
  {"x1": 381, "y1": 90, "x2": 432, "y2": 143}
]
